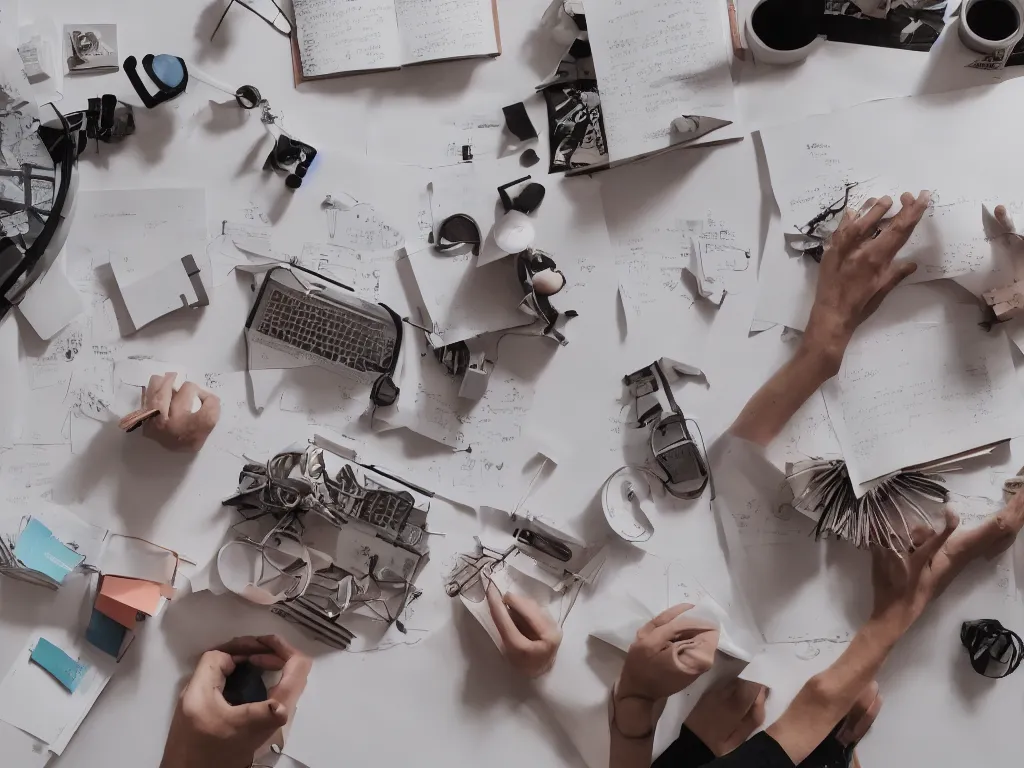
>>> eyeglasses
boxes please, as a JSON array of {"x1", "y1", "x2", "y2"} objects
[{"x1": 211, "y1": 0, "x2": 293, "y2": 40}]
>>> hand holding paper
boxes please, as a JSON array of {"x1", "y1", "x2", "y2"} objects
[
  {"x1": 803, "y1": 191, "x2": 930, "y2": 376},
  {"x1": 485, "y1": 579, "x2": 562, "y2": 678},
  {"x1": 616, "y1": 603, "x2": 719, "y2": 703},
  {"x1": 134, "y1": 372, "x2": 221, "y2": 452}
]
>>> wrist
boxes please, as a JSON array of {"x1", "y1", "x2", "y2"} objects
[
  {"x1": 863, "y1": 610, "x2": 909, "y2": 648},
  {"x1": 611, "y1": 679, "x2": 661, "y2": 740},
  {"x1": 796, "y1": 331, "x2": 846, "y2": 380}
]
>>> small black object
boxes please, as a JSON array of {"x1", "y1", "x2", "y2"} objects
[
  {"x1": 461, "y1": 144, "x2": 473, "y2": 162},
  {"x1": 751, "y1": 0, "x2": 823, "y2": 51},
  {"x1": 234, "y1": 84, "x2": 262, "y2": 110},
  {"x1": 961, "y1": 619, "x2": 1024, "y2": 679},
  {"x1": 124, "y1": 54, "x2": 188, "y2": 109},
  {"x1": 502, "y1": 102, "x2": 538, "y2": 142},
  {"x1": 433, "y1": 340, "x2": 471, "y2": 376},
  {"x1": 371, "y1": 374, "x2": 400, "y2": 407},
  {"x1": 223, "y1": 662, "x2": 268, "y2": 706},
  {"x1": 265, "y1": 135, "x2": 318, "y2": 190},
  {"x1": 520, "y1": 148, "x2": 540, "y2": 168},
  {"x1": 435, "y1": 213, "x2": 482, "y2": 256},
  {"x1": 497, "y1": 176, "x2": 546, "y2": 214},
  {"x1": 64, "y1": 95, "x2": 135, "y2": 155}
]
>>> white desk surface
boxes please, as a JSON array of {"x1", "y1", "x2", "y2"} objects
[{"x1": 5, "y1": 0, "x2": 1024, "y2": 766}]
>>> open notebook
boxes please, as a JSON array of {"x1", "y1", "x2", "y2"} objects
[{"x1": 291, "y1": 0, "x2": 501, "y2": 81}]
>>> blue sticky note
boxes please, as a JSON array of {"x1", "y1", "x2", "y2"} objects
[
  {"x1": 85, "y1": 609, "x2": 127, "y2": 659},
  {"x1": 14, "y1": 518, "x2": 85, "y2": 584},
  {"x1": 30, "y1": 638, "x2": 88, "y2": 693}
]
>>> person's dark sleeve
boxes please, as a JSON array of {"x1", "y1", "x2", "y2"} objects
[
  {"x1": 691, "y1": 732, "x2": 795, "y2": 768},
  {"x1": 652, "y1": 724, "x2": 716, "y2": 768}
]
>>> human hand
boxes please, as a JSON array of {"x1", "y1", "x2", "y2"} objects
[
  {"x1": 485, "y1": 580, "x2": 562, "y2": 678},
  {"x1": 871, "y1": 509, "x2": 961, "y2": 634},
  {"x1": 616, "y1": 604, "x2": 719, "y2": 704},
  {"x1": 803, "y1": 191, "x2": 931, "y2": 375},
  {"x1": 159, "y1": 635, "x2": 310, "y2": 768},
  {"x1": 141, "y1": 372, "x2": 221, "y2": 452},
  {"x1": 684, "y1": 679, "x2": 767, "y2": 756},
  {"x1": 873, "y1": 496, "x2": 1024, "y2": 637}
]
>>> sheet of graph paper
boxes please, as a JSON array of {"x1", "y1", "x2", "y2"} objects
[{"x1": 822, "y1": 308, "x2": 1024, "y2": 489}]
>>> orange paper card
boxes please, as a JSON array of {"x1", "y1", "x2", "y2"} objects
[
  {"x1": 99, "y1": 576, "x2": 163, "y2": 617},
  {"x1": 94, "y1": 593, "x2": 139, "y2": 629}
]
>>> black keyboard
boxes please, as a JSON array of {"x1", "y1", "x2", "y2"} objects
[{"x1": 257, "y1": 288, "x2": 394, "y2": 373}]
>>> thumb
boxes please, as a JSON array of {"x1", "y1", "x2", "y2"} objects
[{"x1": 226, "y1": 698, "x2": 288, "y2": 739}]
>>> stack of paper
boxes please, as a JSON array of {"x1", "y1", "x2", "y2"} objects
[
  {"x1": 822, "y1": 306, "x2": 1024, "y2": 489},
  {"x1": 85, "y1": 536, "x2": 179, "y2": 660},
  {"x1": 0, "y1": 518, "x2": 84, "y2": 590},
  {"x1": 0, "y1": 505, "x2": 105, "y2": 590},
  {"x1": 582, "y1": 0, "x2": 740, "y2": 166}
]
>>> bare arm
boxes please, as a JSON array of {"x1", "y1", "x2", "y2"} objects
[
  {"x1": 609, "y1": 605, "x2": 719, "y2": 768},
  {"x1": 731, "y1": 192, "x2": 929, "y2": 446},
  {"x1": 767, "y1": 497, "x2": 1024, "y2": 764}
]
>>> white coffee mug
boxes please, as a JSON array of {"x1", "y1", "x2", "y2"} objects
[
  {"x1": 746, "y1": 0, "x2": 820, "y2": 65},
  {"x1": 960, "y1": 0, "x2": 1024, "y2": 55}
]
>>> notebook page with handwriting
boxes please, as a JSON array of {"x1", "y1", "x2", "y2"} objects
[
  {"x1": 293, "y1": 0, "x2": 402, "y2": 78},
  {"x1": 585, "y1": 0, "x2": 737, "y2": 162},
  {"x1": 396, "y1": 0, "x2": 499, "y2": 65}
]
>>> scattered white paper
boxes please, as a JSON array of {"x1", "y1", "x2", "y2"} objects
[
  {"x1": 18, "y1": 251, "x2": 82, "y2": 341},
  {"x1": 71, "y1": 188, "x2": 210, "y2": 332},
  {"x1": 399, "y1": 249, "x2": 531, "y2": 345},
  {"x1": 375, "y1": 339, "x2": 533, "y2": 451},
  {"x1": 584, "y1": 0, "x2": 738, "y2": 162},
  {"x1": 0, "y1": 633, "x2": 113, "y2": 749},
  {"x1": 758, "y1": 81, "x2": 1024, "y2": 288},
  {"x1": 752, "y1": 212, "x2": 818, "y2": 332},
  {"x1": 366, "y1": 109, "x2": 505, "y2": 168},
  {"x1": 18, "y1": 16, "x2": 62, "y2": 108},
  {"x1": 711, "y1": 434, "x2": 866, "y2": 643},
  {"x1": 823, "y1": 309, "x2": 1024, "y2": 489}
]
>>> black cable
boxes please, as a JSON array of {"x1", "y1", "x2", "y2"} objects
[{"x1": 961, "y1": 619, "x2": 1023, "y2": 679}]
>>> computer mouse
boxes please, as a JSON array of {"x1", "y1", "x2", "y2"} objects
[{"x1": 494, "y1": 210, "x2": 536, "y2": 254}]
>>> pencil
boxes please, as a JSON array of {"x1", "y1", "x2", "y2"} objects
[{"x1": 726, "y1": 0, "x2": 746, "y2": 60}]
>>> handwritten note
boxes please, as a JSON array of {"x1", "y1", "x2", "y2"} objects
[
  {"x1": 396, "y1": 0, "x2": 498, "y2": 65},
  {"x1": 293, "y1": 0, "x2": 401, "y2": 77},
  {"x1": 584, "y1": 0, "x2": 737, "y2": 161},
  {"x1": 822, "y1": 315, "x2": 1024, "y2": 488}
]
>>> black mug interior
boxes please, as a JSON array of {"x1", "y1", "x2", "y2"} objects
[
  {"x1": 966, "y1": 0, "x2": 1021, "y2": 42},
  {"x1": 751, "y1": 0, "x2": 822, "y2": 51}
]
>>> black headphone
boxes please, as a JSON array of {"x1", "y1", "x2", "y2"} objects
[{"x1": 124, "y1": 55, "x2": 189, "y2": 109}]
